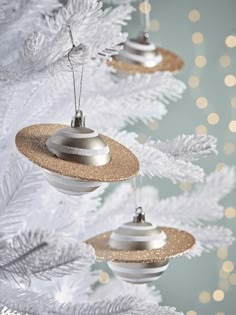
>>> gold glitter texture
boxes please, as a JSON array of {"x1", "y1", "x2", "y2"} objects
[
  {"x1": 86, "y1": 227, "x2": 195, "y2": 263},
  {"x1": 107, "y1": 48, "x2": 184, "y2": 75},
  {"x1": 15, "y1": 124, "x2": 140, "y2": 182}
]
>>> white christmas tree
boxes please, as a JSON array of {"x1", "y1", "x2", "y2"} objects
[{"x1": 0, "y1": 0, "x2": 235, "y2": 314}]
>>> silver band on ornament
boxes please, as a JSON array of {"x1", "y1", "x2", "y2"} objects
[
  {"x1": 44, "y1": 171, "x2": 101, "y2": 196},
  {"x1": 108, "y1": 261, "x2": 169, "y2": 284}
]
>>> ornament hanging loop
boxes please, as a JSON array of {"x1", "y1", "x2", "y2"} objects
[
  {"x1": 133, "y1": 175, "x2": 145, "y2": 222},
  {"x1": 67, "y1": 25, "x2": 85, "y2": 127}
]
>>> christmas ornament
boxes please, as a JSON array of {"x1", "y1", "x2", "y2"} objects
[
  {"x1": 107, "y1": 0, "x2": 183, "y2": 75},
  {"x1": 15, "y1": 27, "x2": 140, "y2": 196},
  {"x1": 108, "y1": 32, "x2": 184, "y2": 75},
  {"x1": 15, "y1": 120, "x2": 139, "y2": 196},
  {"x1": 86, "y1": 207, "x2": 195, "y2": 284}
]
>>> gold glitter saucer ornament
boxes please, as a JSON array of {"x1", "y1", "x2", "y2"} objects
[
  {"x1": 86, "y1": 207, "x2": 195, "y2": 284},
  {"x1": 108, "y1": 32, "x2": 184, "y2": 75},
  {"x1": 15, "y1": 28, "x2": 139, "y2": 196},
  {"x1": 107, "y1": 0, "x2": 183, "y2": 75}
]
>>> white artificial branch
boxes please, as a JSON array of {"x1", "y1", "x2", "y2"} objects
[
  {"x1": 0, "y1": 284, "x2": 182, "y2": 315},
  {"x1": 0, "y1": 230, "x2": 95, "y2": 282}
]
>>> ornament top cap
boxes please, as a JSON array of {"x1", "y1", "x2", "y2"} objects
[
  {"x1": 46, "y1": 111, "x2": 111, "y2": 166},
  {"x1": 109, "y1": 209, "x2": 168, "y2": 251}
]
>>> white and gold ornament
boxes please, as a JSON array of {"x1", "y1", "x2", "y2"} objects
[
  {"x1": 15, "y1": 27, "x2": 139, "y2": 196},
  {"x1": 86, "y1": 207, "x2": 195, "y2": 284}
]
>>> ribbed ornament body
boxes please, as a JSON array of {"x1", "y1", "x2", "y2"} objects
[
  {"x1": 45, "y1": 123, "x2": 110, "y2": 196},
  {"x1": 115, "y1": 32, "x2": 162, "y2": 68},
  {"x1": 108, "y1": 217, "x2": 169, "y2": 284}
]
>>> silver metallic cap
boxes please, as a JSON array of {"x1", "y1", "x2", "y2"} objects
[
  {"x1": 115, "y1": 32, "x2": 163, "y2": 68},
  {"x1": 46, "y1": 112, "x2": 111, "y2": 166},
  {"x1": 109, "y1": 211, "x2": 167, "y2": 251}
]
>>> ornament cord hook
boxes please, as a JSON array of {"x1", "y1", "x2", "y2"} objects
[
  {"x1": 67, "y1": 25, "x2": 85, "y2": 121},
  {"x1": 133, "y1": 175, "x2": 145, "y2": 223}
]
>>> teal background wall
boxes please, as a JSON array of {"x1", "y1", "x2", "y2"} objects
[{"x1": 125, "y1": 1, "x2": 236, "y2": 314}]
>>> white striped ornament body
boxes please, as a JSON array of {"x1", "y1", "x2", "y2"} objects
[
  {"x1": 45, "y1": 126, "x2": 110, "y2": 196},
  {"x1": 115, "y1": 33, "x2": 163, "y2": 69},
  {"x1": 108, "y1": 220, "x2": 169, "y2": 284}
]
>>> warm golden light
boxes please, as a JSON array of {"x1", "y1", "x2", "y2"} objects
[
  {"x1": 148, "y1": 119, "x2": 159, "y2": 130},
  {"x1": 229, "y1": 120, "x2": 236, "y2": 132},
  {"x1": 224, "y1": 207, "x2": 236, "y2": 219},
  {"x1": 219, "y1": 55, "x2": 231, "y2": 67},
  {"x1": 196, "y1": 125, "x2": 207, "y2": 135},
  {"x1": 179, "y1": 182, "x2": 192, "y2": 192},
  {"x1": 213, "y1": 290, "x2": 224, "y2": 302},
  {"x1": 216, "y1": 312, "x2": 225, "y2": 315},
  {"x1": 188, "y1": 9, "x2": 200, "y2": 22},
  {"x1": 222, "y1": 261, "x2": 234, "y2": 273},
  {"x1": 195, "y1": 56, "x2": 207, "y2": 68},
  {"x1": 188, "y1": 76, "x2": 200, "y2": 88},
  {"x1": 231, "y1": 97, "x2": 236, "y2": 109},
  {"x1": 150, "y1": 19, "x2": 160, "y2": 31},
  {"x1": 139, "y1": 1, "x2": 152, "y2": 14},
  {"x1": 215, "y1": 163, "x2": 225, "y2": 171},
  {"x1": 199, "y1": 291, "x2": 211, "y2": 304},
  {"x1": 99, "y1": 271, "x2": 110, "y2": 284},
  {"x1": 196, "y1": 97, "x2": 208, "y2": 109},
  {"x1": 192, "y1": 32, "x2": 204, "y2": 44},
  {"x1": 224, "y1": 142, "x2": 235, "y2": 155},
  {"x1": 229, "y1": 273, "x2": 236, "y2": 285},
  {"x1": 207, "y1": 113, "x2": 219, "y2": 125},
  {"x1": 224, "y1": 75, "x2": 236, "y2": 87},
  {"x1": 186, "y1": 311, "x2": 197, "y2": 315},
  {"x1": 225, "y1": 35, "x2": 236, "y2": 48}
]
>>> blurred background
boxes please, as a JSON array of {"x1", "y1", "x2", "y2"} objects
[{"x1": 124, "y1": 0, "x2": 236, "y2": 314}]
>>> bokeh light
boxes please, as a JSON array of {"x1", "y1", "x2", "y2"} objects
[
  {"x1": 229, "y1": 120, "x2": 236, "y2": 132},
  {"x1": 196, "y1": 97, "x2": 208, "y2": 109},
  {"x1": 222, "y1": 261, "x2": 234, "y2": 273},
  {"x1": 188, "y1": 76, "x2": 200, "y2": 88},
  {"x1": 192, "y1": 32, "x2": 204, "y2": 44},
  {"x1": 179, "y1": 182, "x2": 192, "y2": 192},
  {"x1": 195, "y1": 56, "x2": 207, "y2": 68},
  {"x1": 224, "y1": 75, "x2": 236, "y2": 87},
  {"x1": 188, "y1": 9, "x2": 201, "y2": 22},
  {"x1": 224, "y1": 207, "x2": 236, "y2": 219},
  {"x1": 231, "y1": 97, "x2": 236, "y2": 108},
  {"x1": 139, "y1": 1, "x2": 152, "y2": 14},
  {"x1": 207, "y1": 113, "x2": 219, "y2": 125},
  {"x1": 213, "y1": 290, "x2": 224, "y2": 302},
  {"x1": 199, "y1": 291, "x2": 211, "y2": 304},
  {"x1": 196, "y1": 125, "x2": 207, "y2": 135},
  {"x1": 99, "y1": 271, "x2": 110, "y2": 284},
  {"x1": 219, "y1": 55, "x2": 231, "y2": 67},
  {"x1": 225, "y1": 35, "x2": 236, "y2": 48},
  {"x1": 186, "y1": 311, "x2": 197, "y2": 315},
  {"x1": 148, "y1": 119, "x2": 159, "y2": 130}
]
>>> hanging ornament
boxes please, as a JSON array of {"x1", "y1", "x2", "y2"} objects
[
  {"x1": 15, "y1": 27, "x2": 139, "y2": 196},
  {"x1": 107, "y1": 0, "x2": 184, "y2": 76},
  {"x1": 86, "y1": 208, "x2": 195, "y2": 284}
]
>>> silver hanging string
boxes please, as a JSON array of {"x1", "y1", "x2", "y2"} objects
[
  {"x1": 139, "y1": 0, "x2": 151, "y2": 33},
  {"x1": 67, "y1": 25, "x2": 85, "y2": 116},
  {"x1": 132, "y1": 175, "x2": 145, "y2": 223}
]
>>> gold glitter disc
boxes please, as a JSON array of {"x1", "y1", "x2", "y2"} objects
[
  {"x1": 15, "y1": 124, "x2": 140, "y2": 182},
  {"x1": 86, "y1": 227, "x2": 195, "y2": 263},
  {"x1": 107, "y1": 48, "x2": 184, "y2": 75}
]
